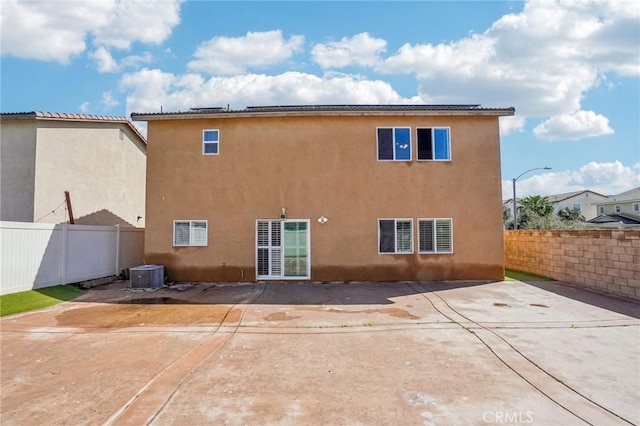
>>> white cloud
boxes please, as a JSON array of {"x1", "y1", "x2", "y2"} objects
[
  {"x1": 0, "y1": 0, "x2": 181, "y2": 63},
  {"x1": 187, "y1": 30, "x2": 305, "y2": 75},
  {"x1": 502, "y1": 161, "x2": 640, "y2": 199},
  {"x1": 101, "y1": 91, "x2": 120, "y2": 109},
  {"x1": 90, "y1": 47, "x2": 153, "y2": 73},
  {"x1": 533, "y1": 110, "x2": 614, "y2": 141},
  {"x1": 90, "y1": 47, "x2": 118, "y2": 73},
  {"x1": 499, "y1": 115, "x2": 526, "y2": 136},
  {"x1": 91, "y1": 0, "x2": 181, "y2": 50},
  {"x1": 79, "y1": 101, "x2": 91, "y2": 113},
  {"x1": 312, "y1": 32, "x2": 387, "y2": 68},
  {"x1": 120, "y1": 68, "x2": 423, "y2": 116},
  {"x1": 376, "y1": 0, "x2": 639, "y2": 118},
  {"x1": 120, "y1": 52, "x2": 152, "y2": 69}
]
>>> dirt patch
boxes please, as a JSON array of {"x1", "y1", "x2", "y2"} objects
[
  {"x1": 263, "y1": 312, "x2": 302, "y2": 321},
  {"x1": 493, "y1": 303, "x2": 509, "y2": 307},
  {"x1": 297, "y1": 307, "x2": 419, "y2": 320},
  {"x1": 121, "y1": 297, "x2": 191, "y2": 305},
  {"x1": 56, "y1": 304, "x2": 241, "y2": 328},
  {"x1": 529, "y1": 303, "x2": 549, "y2": 308}
]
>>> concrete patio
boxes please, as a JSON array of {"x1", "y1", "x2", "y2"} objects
[{"x1": 1, "y1": 279, "x2": 638, "y2": 425}]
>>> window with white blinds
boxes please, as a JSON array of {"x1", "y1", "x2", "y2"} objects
[
  {"x1": 378, "y1": 219, "x2": 413, "y2": 254},
  {"x1": 173, "y1": 220, "x2": 208, "y2": 246},
  {"x1": 418, "y1": 218, "x2": 453, "y2": 254}
]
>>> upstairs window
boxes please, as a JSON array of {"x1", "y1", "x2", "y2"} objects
[
  {"x1": 174, "y1": 220, "x2": 208, "y2": 246},
  {"x1": 378, "y1": 219, "x2": 413, "y2": 254},
  {"x1": 615, "y1": 205, "x2": 621, "y2": 213},
  {"x1": 633, "y1": 203, "x2": 639, "y2": 212},
  {"x1": 572, "y1": 203, "x2": 581, "y2": 211},
  {"x1": 599, "y1": 206, "x2": 605, "y2": 215},
  {"x1": 377, "y1": 127, "x2": 411, "y2": 161},
  {"x1": 418, "y1": 218, "x2": 453, "y2": 254},
  {"x1": 203, "y1": 129, "x2": 219, "y2": 155},
  {"x1": 417, "y1": 127, "x2": 450, "y2": 161}
]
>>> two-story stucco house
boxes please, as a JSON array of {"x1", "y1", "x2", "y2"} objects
[
  {"x1": 0, "y1": 112, "x2": 147, "y2": 227},
  {"x1": 132, "y1": 104, "x2": 514, "y2": 282},
  {"x1": 589, "y1": 187, "x2": 640, "y2": 226},
  {"x1": 547, "y1": 190, "x2": 608, "y2": 221}
]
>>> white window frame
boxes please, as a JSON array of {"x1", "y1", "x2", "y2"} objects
[
  {"x1": 633, "y1": 203, "x2": 639, "y2": 212},
  {"x1": 173, "y1": 220, "x2": 208, "y2": 246},
  {"x1": 376, "y1": 127, "x2": 412, "y2": 162},
  {"x1": 572, "y1": 203, "x2": 581, "y2": 211},
  {"x1": 416, "y1": 127, "x2": 451, "y2": 162},
  {"x1": 615, "y1": 204, "x2": 621, "y2": 213},
  {"x1": 378, "y1": 218, "x2": 414, "y2": 254},
  {"x1": 202, "y1": 129, "x2": 219, "y2": 155},
  {"x1": 256, "y1": 219, "x2": 311, "y2": 280},
  {"x1": 599, "y1": 206, "x2": 605, "y2": 215},
  {"x1": 418, "y1": 218, "x2": 453, "y2": 254}
]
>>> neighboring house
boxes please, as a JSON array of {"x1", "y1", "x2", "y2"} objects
[
  {"x1": 502, "y1": 198, "x2": 521, "y2": 220},
  {"x1": 1, "y1": 112, "x2": 146, "y2": 227},
  {"x1": 547, "y1": 190, "x2": 608, "y2": 220},
  {"x1": 588, "y1": 187, "x2": 640, "y2": 227},
  {"x1": 132, "y1": 104, "x2": 514, "y2": 282}
]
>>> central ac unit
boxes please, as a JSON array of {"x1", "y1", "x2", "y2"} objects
[{"x1": 129, "y1": 265, "x2": 164, "y2": 288}]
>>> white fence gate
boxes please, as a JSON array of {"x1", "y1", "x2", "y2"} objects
[{"x1": 0, "y1": 221, "x2": 144, "y2": 295}]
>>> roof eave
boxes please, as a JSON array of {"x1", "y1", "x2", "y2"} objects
[
  {"x1": 1, "y1": 112, "x2": 147, "y2": 146},
  {"x1": 132, "y1": 108, "x2": 515, "y2": 121}
]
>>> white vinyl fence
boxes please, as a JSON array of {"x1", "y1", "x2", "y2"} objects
[{"x1": 1, "y1": 221, "x2": 144, "y2": 295}]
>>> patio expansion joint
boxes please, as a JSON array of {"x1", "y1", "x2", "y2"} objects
[{"x1": 408, "y1": 282, "x2": 634, "y2": 426}]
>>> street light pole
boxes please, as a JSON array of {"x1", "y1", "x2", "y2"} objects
[{"x1": 512, "y1": 167, "x2": 551, "y2": 230}]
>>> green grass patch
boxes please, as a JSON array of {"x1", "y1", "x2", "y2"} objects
[
  {"x1": 1, "y1": 285, "x2": 84, "y2": 317},
  {"x1": 505, "y1": 269, "x2": 551, "y2": 282}
]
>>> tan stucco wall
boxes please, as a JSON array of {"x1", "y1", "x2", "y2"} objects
[
  {"x1": 31, "y1": 121, "x2": 146, "y2": 227},
  {"x1": 145, "y1": 114, "x2": 505, "y2": 282},
  {"x1": 1, "y1": 120, "x2": 37, "y2": 221}
]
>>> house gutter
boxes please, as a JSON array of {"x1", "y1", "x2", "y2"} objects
[{"x1": 131, "y1": 108, "x2": 516, "y2": 121}]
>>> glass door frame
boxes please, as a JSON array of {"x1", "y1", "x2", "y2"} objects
[{"x1": 255, "y1": 219, "x2": 310, "y2": 280}]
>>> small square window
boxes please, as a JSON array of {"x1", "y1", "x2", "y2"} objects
[
  {"x1": 174, "y1": 220, "x2": 208, "y2": 246},
  {"x1": 377, "y1": 127, "x2": 411, "y2": 161},
  {"x1": 419, "y1": 218, "x2": 453, "y2": 254},
  {"x1": 615, "y1": 205, "x2": 621, "y2": 213},
  {"x1": 379, "y1": 219, "x2": 413, "y2": 254},
  {"x1": 572, "y1": 203, "x2": 580, "y2": 211},
  {"x1": 203, "y1": 130, "x2": 219, "y2": 155},
  {"x1": 417, "y1": 128, "x2": 451, "y2": 161}
]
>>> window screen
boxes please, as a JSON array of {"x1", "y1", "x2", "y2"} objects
[
  {"x1": 377, "y1": 127, "x2": 411, "y2": 161},
  {"x1": 379, "y1": 219, "x2": 412, "y2": 254},
  {"x1": 173, "y1": 220, "x2": 208, "y2": 246},
  {"x1": 203, "y1": 130, "x2": 219, "y2": 155},
  {"x1": 417, "y1": 128, "x2": 450, "y2": 161},
  {"x1": 419, "y1": 218, "x2": 452, "y2": 254}
]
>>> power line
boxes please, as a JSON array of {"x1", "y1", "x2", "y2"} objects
[{"x1": 34, "y1": 199, "x2": 67, "y2": 222}]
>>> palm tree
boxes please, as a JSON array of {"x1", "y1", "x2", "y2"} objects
[
  {"x1": 558, "y1": 207, "x2": 585, "y2": 222},
  {"x1": 520, "y1": 195, "x2": 554, "y2": 218}
]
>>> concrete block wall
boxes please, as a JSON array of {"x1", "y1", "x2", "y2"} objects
[{"x1": 504, "y1": 230, "x2": 640, "y2": 300}]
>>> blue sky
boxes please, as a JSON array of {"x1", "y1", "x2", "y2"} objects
[{"x1": 1, "y1": 0, "x2": 639, "y2": 198}]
